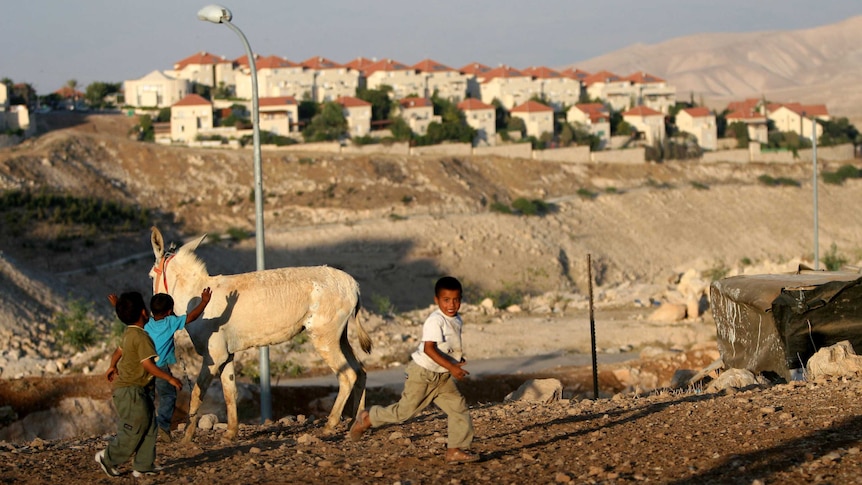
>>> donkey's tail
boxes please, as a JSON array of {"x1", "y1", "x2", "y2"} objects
[{"x1": 352, "y1": 297, "x2": 372, "y2": 354}]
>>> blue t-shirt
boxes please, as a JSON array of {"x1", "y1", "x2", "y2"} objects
[{"x1": 145, "y1": 314, "x2": 186, "y2": 368}]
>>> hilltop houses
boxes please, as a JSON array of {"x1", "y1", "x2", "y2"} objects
[{"x1": 115, "y1": 50, "x2": 846, "y2": 158}]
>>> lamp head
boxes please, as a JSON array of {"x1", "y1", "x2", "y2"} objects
[{"x1": 197, "y1": 4, "x2": 232, "y2": 23}]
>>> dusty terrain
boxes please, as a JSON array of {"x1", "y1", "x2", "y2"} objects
[{"x1": 1, "y1": 113, "x2": 862, "y2": 483}]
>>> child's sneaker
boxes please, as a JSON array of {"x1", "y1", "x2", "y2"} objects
[
  {"x1": 95, "y1": 449, "x2": 120, "y2": 477},
  {"x1": 132, "y1": 466, "x2": 163, "y2": 478}
]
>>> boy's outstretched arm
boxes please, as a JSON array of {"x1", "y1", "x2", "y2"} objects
[
  {"x1": 142, "y1": 358, "x2": 182, "y2": 390},
  {"x1": 423, "y1": 341, "x2": 470, "y2": 381},
  {"x1": 105, "y1": 347, "x2": 122, "y2": 382},
  {"x1": 184, "y1": 287, "x2": 213, "y2": 324}
]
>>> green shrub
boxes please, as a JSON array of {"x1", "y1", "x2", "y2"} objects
[
  {"x1": 52, "y1": 299, "x2": 101, "y2": 350},
  {"x1": 227, "y1": 227, "x2": 251, "y2": 241},
  {"x1": 758, "y1": 174, "x2": 800, "y2": 187},
  {"x1": 691, "y1": 181, "x2": 710, "y2": 190},
  {"x1": 489, "y1": 201, "x2": 512, "y2": 214},
  {"x1": 576, "y1": 188, "x2": 597, "y2": 199},
  {"x1": 511, "y1": 198, "x2": 551, "y2": 216},
  {"x1": 371, "y1": 294, "x2": 396, "y2": 316},
  {"x1": 822, "y1": 164, "x2": 861, "y2": 185},
  {"x1": 703, "y1": 260, "x2": 730, "y2": 282},
  {"x1": 822, "y1": 243, "x2": 848, "y2": 271}
]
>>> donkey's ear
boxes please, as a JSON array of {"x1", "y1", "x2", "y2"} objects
[
  {"x1": 194, "y1": 234, "x2": 207, "y2": 250},
  {"x1": 151, "y1": 226, "x2": 165, "y2": 258}
]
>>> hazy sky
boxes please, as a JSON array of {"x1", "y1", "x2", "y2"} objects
[{"x1": 2, "y1": 0, "x2": 861, "y2": 93}]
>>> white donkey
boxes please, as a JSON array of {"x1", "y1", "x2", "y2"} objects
[{"x1": 148, "y1": 227, "x2": 371, "y2": 442}]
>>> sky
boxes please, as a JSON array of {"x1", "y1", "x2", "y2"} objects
[{"x1": 2, "y1": 0, "x2": 861, "y2": 94}]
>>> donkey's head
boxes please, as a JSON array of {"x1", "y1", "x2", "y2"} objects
[{"x1": 149, "y1": 226, "x2": 207, "y2": 295}]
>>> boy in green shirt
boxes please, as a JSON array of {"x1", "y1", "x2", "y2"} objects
[{"x1": 95, "y1": 291, "x2": 181, "y2": 478}]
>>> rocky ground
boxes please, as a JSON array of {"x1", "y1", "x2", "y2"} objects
[
  {"x1": 4, "y1": 372, "x2": 862, "y2": 484},
  {"x1": 1, "y1": 113, "x2": 862, "y2": 483}
]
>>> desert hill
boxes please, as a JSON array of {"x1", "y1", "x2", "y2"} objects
[
  {"x1": 570, "y1": 15, "x2": 862, "y2": 125},
  {"x1": 0, "y1": 113, "x2": 860, "y2": 381}
]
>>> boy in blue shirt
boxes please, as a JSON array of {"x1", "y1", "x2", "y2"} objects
[{"x1": 107, "y1": 287, "x2": 211, "y2": 443}]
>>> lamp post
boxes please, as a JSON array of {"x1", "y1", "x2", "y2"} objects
[{"x1": 197, "y1": 4, "x2": 271, "y2": 422}]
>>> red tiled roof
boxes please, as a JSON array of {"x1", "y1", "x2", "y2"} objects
[
  {"x1": 459, "y1": 62, "x2": 492, "y2": 76},
  {"x1": 726, "y1": 98, "x2": 761, "y2": 114},
  {"x1": 769, "y1": 102, "x2": 829, "y2": 117},
  {"x1": 622, "y1": 106, "x2": 663, "y2": 117},
  {"x1": 560, "y1": 68, "x2": 590, "y2": 81},
  {"x1": 335, "y1": 96, "x2": 371, "y2": 108},
  {"x1": 55, "y1": 86, "x2": 85, "y2": 98},
  {"x1": 482, "y1": 65, "x2": 526, "y2": 81},
  {"x1": 511, "y1": 100, "x2": 553, "y2": 113},
  {"x1": 256, "y1": 55, "x2": 298, "y2": 70},
  {"x1": 174, "y1": 51, "x2": 230, "y2": 70},
  {"x1": 344, "y1": 57, "x2": 376, "y2": 73},
  {"x1": 726, "y1": 110, "x2": 766, "y2": 121},
  {"x1": 457, "y1": 98, "x2": 494, "y2": 110},
  {"x1": 364, "y1": 58, "x2": 415, "y2": 76},
  {"x1": 412, "y1": 59, "x2": 455, "y2": 73},
  {"x1": 259, "y1": 96, "x2": 298, "y2": 107},
  {"x1": 682, "y1": 107, "x2": 711, "y2": 118},
  {"x1": 625, "y1": 72, "x2": 665, "y2": 84},
  {"x1": 582, "y1": 70, "x2": 622, "y2": 86},
  {"x1": 301, "y1": 56, "x2": 344, "y2": 70},
  {"x1": 572, "y1": 103, "x2": 609, "y2": 123},
  {"x1": 399, "y1": 97, "x2": 432, "y2": 108},
  {"x1": 173, "y1": 94, "x2": 212, "y2": 107},
  {"x1": 521, "y1": 66, "x2": 563, "y2": 79}
]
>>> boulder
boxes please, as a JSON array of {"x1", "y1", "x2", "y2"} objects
[
  {"x1": 648, "y1": 303, "x2": 687, "y2": 322},
  {"x1": 706, "y1": 368, "x2": 760, "y2": 392},
  {"x1": 806, "y1": 340, "x2": 862, "y2": 380},
  {"x1": 504, "y1": 378, "x2": 562, "y2": 403}
]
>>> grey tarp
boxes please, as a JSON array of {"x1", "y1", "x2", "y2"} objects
[{"x1": 710, "y1": 270, "x2": 862, "y2": 381}]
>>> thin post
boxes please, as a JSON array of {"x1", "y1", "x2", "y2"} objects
[
  {"x1": 812, "y1": 116, "x2": 819, "y2": 270},
  {"x1": 220, "y1": 19, "x2": 271, "y2": 423},
  {"x1": 587, "y1": 254, "x2": 598, "y2": 399}
]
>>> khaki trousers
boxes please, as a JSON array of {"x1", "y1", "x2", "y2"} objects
[
  {"x1": 369, "y1": 361, "x2": 473, "y2": 449},
  {"x1": 104, "y1": 385, "x2": 157, "y2": 472}
]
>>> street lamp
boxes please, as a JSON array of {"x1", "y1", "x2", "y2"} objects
[{"x1": 197, "y1": 4, "x2": 271, "y2": 422}]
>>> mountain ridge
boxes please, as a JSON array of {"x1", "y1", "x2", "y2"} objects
[{"x1": 568, "y1": 15, "x2": 862, "y2": 124}]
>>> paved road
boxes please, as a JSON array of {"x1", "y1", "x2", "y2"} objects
[{"x1": 277, "y1": 351, "x2": 636, "y2": 389}]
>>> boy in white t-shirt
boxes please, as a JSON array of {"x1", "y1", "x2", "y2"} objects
[{"x1": 349, "y1": 276, "x2": 478, "y2": 463}]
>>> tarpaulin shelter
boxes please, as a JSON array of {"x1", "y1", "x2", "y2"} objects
[{"x1": 710, "y1": 270, "x2": 862, "y2": 381}]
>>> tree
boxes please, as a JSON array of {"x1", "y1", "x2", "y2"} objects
[
  {"x1": 356, "y1": 85, "x2": 393, "y2": 121},
  {"x1": 302, "y1": 101, "x2": 347, "y2": 142},
  {"x1": 84, "y1": 81, "x2": 121, "y2": 109},
  {"x1": 818, "y1": 117, "x2": 860, "y2": 147},
  {"x1": 727, "y1": 122, "x2": 750, "y2": 148},
  {"x1": 389, "y1": 116, "x2": 413, "y2": 141}
]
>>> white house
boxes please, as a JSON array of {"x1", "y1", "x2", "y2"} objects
[
  {"x1": 363, "y1": 58, "x2": 424, "y2": 100},
  {"x1": 168, "y1": 51, "x2": 235, "y2": 90},
  {"x1": 170, "y1": 94, "x2": 213, "y2": 143},
  {"x1": 259, "y1": 96, "x2": 299, "y2": 136},
  {"x1": 301, "y1": 56, "x2": 361, "y2": 103},
  {"x1": 623, "y1": 105, "x2": 665, "y2": 145},
  {"x1": 335, "y1": 96, "x2": 372, "y2": 137},
  {"x1": 521, "y1": 66, "x2": 581, "y2": 112},
  {"x1": 584, "y1": 70, "x2": 637, "y2": 112},
  {"x1": 767, "y1": 102, "x2": 829, "y2": 140},
  {"x1": 458, "y1": 98, "x2": 496, "y2": 146},
  {"x1": 676, "y1": 107, "x2": 717, "y2": 150},
  {"x1": 234, "y1": 55, "x2": 315, "y2": 101},
  {"x1": 510, "y1": 100, "x2": 554, "y2": 138},
  {"x1": 413, "y1": 59, "x2": 467, "y2": 101},
  {"x1": 479, "y1": 65, "x2": 538, "y2": 111},
  {"x1": 397, "y1": 97, "x2": 440, "y2": 136},
  {"x1": 567, "y1": 103, "x2": 610, "y2": 148},
  {"x1": 460, "y1": 62, "x2": 492, "y2": 100},
  {"x1": 124, "y1": 70, "x2": 191, "y2": 109}
]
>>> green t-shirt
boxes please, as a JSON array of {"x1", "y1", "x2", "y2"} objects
[{"x1": 114, "y1": 326, "x2": 158, "y2": 389}]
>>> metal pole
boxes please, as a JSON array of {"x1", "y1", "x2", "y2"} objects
[
  {"x1": 221, "y1": 20, "x2": 271, "y2": 422},
  {"x1": 812, "y1": 116, "x2": 819, "y2": 270},
  {"x1": 587, "y1": 254, "x2": 598, "y2": 399}
]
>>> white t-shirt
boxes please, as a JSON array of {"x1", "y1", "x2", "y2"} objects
[{"x1": 411, "y1": 309, "x2": 464, "y2": 373}]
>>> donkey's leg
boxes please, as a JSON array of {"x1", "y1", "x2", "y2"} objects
[
  {"x1": 182, "y1": 366, "x2": 214, "y2": 443},
  {"x1": 341, "y1": 329, "x2": 367, "y2": 421},
  {"x1": 219, "y1": 356, "x2": 238, "y2": 442},
  {"x1": 309, "y1": 322, "x2": 357, "y2": 433}
]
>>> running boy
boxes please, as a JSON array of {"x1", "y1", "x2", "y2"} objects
[
  {"x1": 106, "y1": 288, "x2": 212, "y2": 443},
  {"x1": 96, "y1": 291, "x2": 181, "y2": 478},
  {"x1": 349, "y1": 276, "x2": 478, "y2": 463}
]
